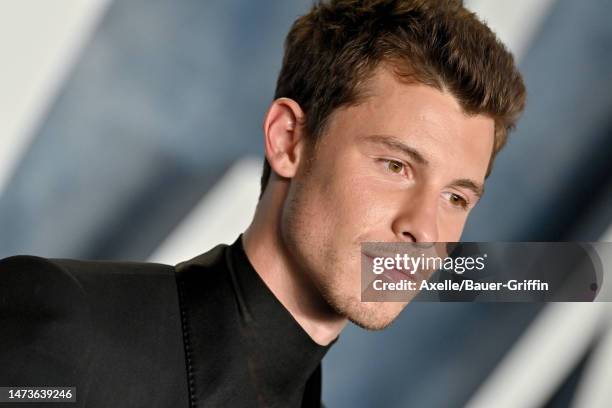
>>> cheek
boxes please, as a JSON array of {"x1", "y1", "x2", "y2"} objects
[
  {"x1": 300, "y1": 149, "x2": 400, "y2": 243},
  {"x1": 437, "y1": 212, "x2": 467, "y2": 242},
  {"x1": 329, "y1": 173, "x2": 400, "y2": 242}
]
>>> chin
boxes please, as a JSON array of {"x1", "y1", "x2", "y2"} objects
[
  {"x1": 314, "y1": 267, "x2": 408, "y2": 331},
  {"x1": 338, "y1": 296, "x2": 407, "y2": 331}
]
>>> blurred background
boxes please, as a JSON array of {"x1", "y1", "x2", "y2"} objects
[{"x1": 1, "y1": 0, "x2": 611, "y2": 407}]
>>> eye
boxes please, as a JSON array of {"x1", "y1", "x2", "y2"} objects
[
  {"x1": 445, "y1": 192, "x2": 470, "y2": 211},
  {"x1": 380, "y1": 159, "x2": 406, "y2": 175}
]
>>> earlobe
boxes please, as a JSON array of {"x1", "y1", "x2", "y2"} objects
[{"x1": 263, "y1": 98, "x2": 306, "y2": 179}]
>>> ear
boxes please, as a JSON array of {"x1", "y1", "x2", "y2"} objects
[{"x1": 262, "y1": 98, "x2": 306, "y2": 179}]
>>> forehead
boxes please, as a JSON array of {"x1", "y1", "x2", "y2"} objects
[
  {"x1": 324, "y1": 66, "x2": 495, "y2": 180},
  {"x1": 358, "y1": 65, "x2": 491, "y2": 135}
]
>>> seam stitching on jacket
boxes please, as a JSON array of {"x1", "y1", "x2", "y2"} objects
[{"x1": 177, "y1": 277, "x2": 197, "y2": 408}]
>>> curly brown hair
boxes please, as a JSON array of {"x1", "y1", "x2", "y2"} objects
[{"x1": 260, "y1": 0, "x2": 526, "y2": 197}]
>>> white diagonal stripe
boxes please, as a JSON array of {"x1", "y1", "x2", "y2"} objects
[
  {"x1": 0, "y1": 0, "x2": 111, "y2": 195},
  {"x1": 466, "y1": 303, "x2": 608, "y2": 408},
  {"x1": 465, "y1": 0, "x2": 557, "y2": 61},
  {"x1": 149, "y1": 157, "x2": 261, "y2": 265}
]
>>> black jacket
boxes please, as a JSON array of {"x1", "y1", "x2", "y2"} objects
[{"x1": 0, "y1": 238, "x2": 328, "y2": 407}]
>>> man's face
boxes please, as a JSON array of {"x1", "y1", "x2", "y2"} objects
[{"x1": 280, "y1": 66, "x2": 494, "y2": 330}]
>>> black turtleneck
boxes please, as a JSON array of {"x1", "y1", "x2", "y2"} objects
[{"x1": 175, "y1": 235, "x2": 336, "y2": 407}]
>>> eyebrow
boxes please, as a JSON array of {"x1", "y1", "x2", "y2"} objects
[
  {"x1": 360, "y1": 133, "x2": 485, "y2": 199},
  {"x1": 360, "y1": 134, "x2": 429, "y2": 166},
  {"x1": 450, "y1": 178, "x2": 485, "y2": 199}
]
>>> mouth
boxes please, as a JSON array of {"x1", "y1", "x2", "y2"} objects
[
  {"x1": 362, "y1": 253, "x2": 418, "y2": 283},
  {"x1": 382, "y1": 267, "x2": 417, "y2": 283},
  {"x1": 365, "y1": 241, "x2": 437, "y2": 254}
]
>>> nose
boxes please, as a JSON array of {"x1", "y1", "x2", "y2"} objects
[{"x1": 391, "y1": 190, "x2": 439, "y2": 243}]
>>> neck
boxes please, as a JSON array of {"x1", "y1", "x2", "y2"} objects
[{"x1": 242, "y1": 184, "x2": 347, "y2": 346}]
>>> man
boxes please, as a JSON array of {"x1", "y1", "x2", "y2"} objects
[{"x1": 0, "y1": 0, "x2": 525, "y2": 407}]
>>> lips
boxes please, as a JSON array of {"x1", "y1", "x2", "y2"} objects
[
  {"x1": 364, "y1": 241, "x2": 438, "y2": 256},
  {"x1": 362, "y1": 253, "x2": 418, "y2": 283},
  {"x1": 382, "y1": 266, "x2": 417, "y2": 283},
  {"x1": 361, "y1": 242, "x2": 446, "y2": 260}
]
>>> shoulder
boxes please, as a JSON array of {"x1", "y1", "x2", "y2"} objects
[
  {"x1": 0, "y1": 255, "x2": 87, "y2": 313},
  {"x1": 0, "y1": 254, "x2": 179, "y2": 318},
  {"x1": 0, "y1": 253, "x2": 178, "y2": 346},
  {"x1": 0, "y1": 256, "x2": 92, "y2": 386},
  {"x1": 175, "y1": 243, "x2": 228, "y2": 274},
  {"x1": 0, "y1": 253, "x2": 175, "y2": 279},
  {"x1": 174, "y1": 243, "x2": 230, "y2": 292},
  {"x1": 0, "y1": 254, "x2": 176, "y2": 305},
  {"x1": 0, "y1": 255, "x2": 188, "y2": 403}
]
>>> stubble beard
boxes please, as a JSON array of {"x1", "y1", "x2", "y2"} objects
[
  {"x1": 282, "y1": 210, "x2": 405, "y2": 331},
  {"x1": 280, "y1": 146, "x2": 406, "y2": 331}
]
